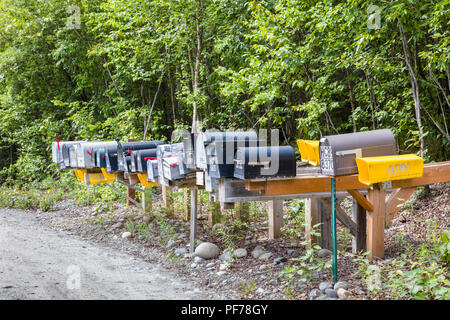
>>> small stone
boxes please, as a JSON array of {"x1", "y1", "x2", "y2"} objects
[
  {"x1": 194, "y1": 256, "x2": 205, "y2": 264},
  {"x1": 309, "y1": 289, "x2": 321, "y2": 300},
  {"x1": 316, "y1": 294, "x2": 328, "y2": 300},
  {"x1": 190, "y1": 263, "x2": 198, "y2": 269},
  {"x1": 334, "y1": 281, "x2": 349, "y2": 291},
  {"x1": 325, "y1": 288, "x2": 338, "y2": 298},
  {"x1": 258, "y1": 252, "x2": 273, "y2": 260},
  {"x1": 112, "y1": 222, "x2": 123, "y2": 230},
  {"x1": 142, "y1": 216, "x2": 151, "y2": 224},
  {"x1": 319, "y1": 281, "x2": 333, "y2": 292},
  {"x1": 166, "y1": 239, "x2": 176, "y2": 248},
  {"x1": 251, "y1": 246, "x2": 265, "y2": 259},
  {"x1": 259, "y1": 264, "x2": 267, "y2": 271},
  {"x1": 273, "y1": 257, "x2": 287, "y2": 264},
  {"x1": 195, "y1": 242, "x2": 220, "y2": 259},
  {"x1": 216, "y1": 271, "x2": 227, "y2": 276},
  {"x1": 219, "y1": 263, "x2": 229, "y2": 271},
  {"x1": 206, "y1": 262, "x2": 215, "y2": 268},
  {"x1": 318, "y1": 249, "x2": 332, "y2": 258},
  {"x1": 337, "y1": 288, "x2": 350, "y2": 299},
  {"x1": 212, "y1": 223, "x2": 224, "y2": 232},
  {"x1": 174, "y1": 247, "x2": 187, "y2": 256},
  {"x1": 219, "y1": 252, "x2": 233, "y2": 261},
  {"x1": 121, "y1": 232, "x2": 132, "y2": 239},
  {"x1": 234, "y1": 248, "x2": 247, "y2": 258},
  {"x1": 267, "y1": 279, "x2": 278, "y2": 286},
  {"x1": 256, "y1": 288, "x2": 266, "y2": 295}
]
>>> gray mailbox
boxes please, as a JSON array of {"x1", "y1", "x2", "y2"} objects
[
  {"x1": 76, "y1": 141, "x2": 117, "y2": 168},
  {"x1": 182, "y1": 132, "x2": 197, "y2": 169},
  {"x1": 146, "y1": 159, "x2": 159, "y2": 182},
  {"x1": 52, "y1": 141, "x2": 83, "y2": 169},
  {"x1": 319, "y1": 129, "x2": 396, "y2": 176}
]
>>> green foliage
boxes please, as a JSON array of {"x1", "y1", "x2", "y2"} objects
[
  {"x1": 280, "y1": 223, "x2": 332, "y2": 285},
  {"x1": 282, "y1": 199, "x2": 305, "y2": 239},
  {"x1": 0, "y1": 0, "x2": 448, "y2": 186},
  {"x1": 352, "y1": 220, "x2": 450, "y2": 300}
]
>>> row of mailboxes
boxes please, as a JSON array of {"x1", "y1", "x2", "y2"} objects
[
  {"x1": 117, "y1": 141, "x2": 163, "y2": 172},
  {"x1": 53, "y1": 128, "x2": 423, "y2": 189}
]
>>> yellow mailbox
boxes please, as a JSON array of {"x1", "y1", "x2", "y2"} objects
[
  {"x1": 355, "y1": 154, "x2": 424, "y2": 186},
  {"x1": 297, "y1": 139, "x2": 320, "y2": 166},
  {"x1": 137, "y1": 173, "x2": 159, "y2": 188},
  {"x1": 73, "y1": 169, "x2": 116, "y2": 185}
]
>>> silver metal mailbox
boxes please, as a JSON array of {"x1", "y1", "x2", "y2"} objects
[
  {"x1": 182, "y1": 132, "x2": 197, "y2": 169},
  {"x1": 156, "y1": 144, "x2": 173, "y2": 186},
  {"x1": 319, "y1": 129, "x2": 396, "y2": 176},
  {"x1": 52, "y1": 141, "x2": 83, "y2": 169},
  {"x1": 146, "y1": 159, "x2": 159, "y2": 182},
  {"x1": 70, "y1": 141, "x2": 117, "y2": 168}
]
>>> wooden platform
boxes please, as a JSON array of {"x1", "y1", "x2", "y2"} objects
[{"x1": 244, "y1": 161, "x2": 450, "y2": 260}]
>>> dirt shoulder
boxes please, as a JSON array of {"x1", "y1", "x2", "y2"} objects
[{"x1": 0, "y1": 208, "x2": 224, "y2": 300}]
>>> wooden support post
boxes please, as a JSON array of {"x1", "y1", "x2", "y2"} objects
[
  {"x1": 189, "y1": 188, "x2": 198, "y2": 254},
  {"x1": 267, "y1": 200, "x2": 283, "y2": 239},
  {"x1": 126, "y1": 185, "x2": 136, "y2": 207},
  {"x1": 162, "y1": 185, "x2": 172, "y2": 210},
  {"x1": 208, "y1": 201, "x2": 221, "y2": 227},
  {"x1": 183, "y1": 189, "x2": 191, "y2": 221},
  {"x1": 367, "y1": 184, "x2": 386, "y2": 261},
  {"x1": 142, "y1": 187, "x2": 153, "y2": 214},
  {"x1": 318, "y1": 199, "x2": 332, "y2": 250},
  {"x1": 352, "y1": 198, "x2": 366, "y2": 253},
  {"x1": 126, "y1": 138, "x2": 136, "y2": 207},
  {"x1": 235, "y1": 202, "x2": 250, "y2": 222},
  {"x1": 305, "y1": 198, "x2": 319, "y2": 249}
]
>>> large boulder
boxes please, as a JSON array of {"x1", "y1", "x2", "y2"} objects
[{"x1": 195, "y1": 242, "x2": 220, "y2": 259}]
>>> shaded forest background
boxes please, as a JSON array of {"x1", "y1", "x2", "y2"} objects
[{"x1": 0, "y1": 0, "x2": 448, "y2": 186}]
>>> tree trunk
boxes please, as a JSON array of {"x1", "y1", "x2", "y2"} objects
[{"x1": 399, "y1": 23, "x2": 425, "y2": 157}]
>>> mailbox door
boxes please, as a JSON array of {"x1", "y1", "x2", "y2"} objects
[{"x1": 183, "y1": 132, "x2": 197, "y2": 169}]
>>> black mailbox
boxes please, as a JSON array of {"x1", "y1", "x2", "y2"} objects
[
  {"x1": 94, "y1": 144, "x2": 117, "y2": 168},
  {"x1": 233, "y1": 146, "x2": 296, "y2": 179},
  {"x1": 196, "y1": 131, "x2": 259, "y2": 178},
  {"x1": 319, "y1": 129, "x2": 396, "y2": 176},
  {"x1": 105, "y1": 152, "x2": 119, "y2": 173}
]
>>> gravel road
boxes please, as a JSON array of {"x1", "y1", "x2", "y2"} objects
[{"x1": 0, "y1": 208, "x2": 214, "y2": 300}]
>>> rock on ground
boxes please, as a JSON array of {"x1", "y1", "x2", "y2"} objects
[
  {"x1": 195, "y1": 242, "x2": 219, "y2": 259},
  {"x1": 234, "y1": 248, "x2": 247, "y2": 258}
]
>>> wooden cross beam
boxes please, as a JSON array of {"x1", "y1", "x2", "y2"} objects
[{"x1": 245, "y1": 161, "x2": 450, "y2": 195}]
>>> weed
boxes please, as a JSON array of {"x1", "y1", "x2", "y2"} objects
[{"x1": 239, "y1": 279, "x2": 257, "y2": 297}]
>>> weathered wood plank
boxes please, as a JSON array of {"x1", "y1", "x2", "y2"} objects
[
  {"x1": 305, "y1": 198, "x2": 319, "y2": 249},
  {"x1": 347, "y1": 189, "x2": 374, "y2": 212},
  {"x1": 320, "y1": 199, "x2": 357, "y2": 237},
  {"x1": 245, "y1": 161, "x2": 450, "y2": 195},
  {"x1": 367, "y1": 185, "x2": 386, "y2": 260},
  {"x1": 267, "y1": 200, "x2": 283, "y2": 239},
  {"x1": 352, "y1": 199, "x2": 366, "y2": 253}
]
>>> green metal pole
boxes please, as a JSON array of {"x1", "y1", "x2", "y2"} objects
[{"x1": 331, "y1": 177, "x2": 338, "y2": 283}]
